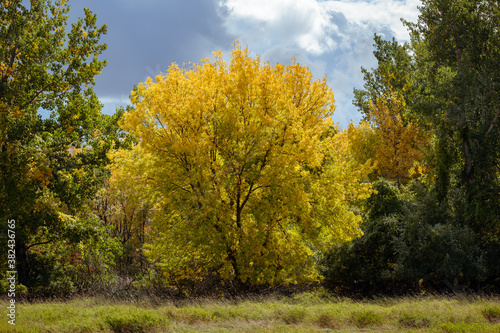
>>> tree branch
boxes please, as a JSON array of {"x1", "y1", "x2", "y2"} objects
[{"x1": 26, "y1": 239, "x2": 55, "y2": 250}]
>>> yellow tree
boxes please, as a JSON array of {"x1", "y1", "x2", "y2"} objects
[
  {"x1": 338, "y1": 93, "x2": 429, "y2": 186},
  {"x1": 110, "y1": 44, "x2": 373, "y2": 286},
  {"x1": 368, "y1": 91, "x2": 429, "y2": 185}
]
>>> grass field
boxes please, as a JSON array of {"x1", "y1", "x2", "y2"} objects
[{"x1": 2, "y1": 291, "x2": 500, "y2": 332}]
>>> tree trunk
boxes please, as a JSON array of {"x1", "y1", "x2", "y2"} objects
[{"x1": 16, "y1": 241, "x2": 29, "y2": 286}]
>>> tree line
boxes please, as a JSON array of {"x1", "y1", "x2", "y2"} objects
[{"x1": 0, "y1": 0, "x2": 499, "y2": 298}]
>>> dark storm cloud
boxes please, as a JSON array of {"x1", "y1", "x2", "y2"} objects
[{"x1": 69, "y1": 0, "x2": 235, "y2": 99}]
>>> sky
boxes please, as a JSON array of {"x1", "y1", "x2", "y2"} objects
[{"x1": 68, "y1": 0, "x2": 421, "y2": 128}]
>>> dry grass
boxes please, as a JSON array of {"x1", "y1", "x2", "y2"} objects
[{"x1": 2, "y1": 291, "x2": 500, "y2": 332}]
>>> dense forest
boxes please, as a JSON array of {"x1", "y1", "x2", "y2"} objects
[{"x1": 1, "y1": 0, "x2": 499, "y2": 299}]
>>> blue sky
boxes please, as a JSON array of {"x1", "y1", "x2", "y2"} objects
[{"x1": 69, "y1": 0, "x2": 421, "y2": 128}]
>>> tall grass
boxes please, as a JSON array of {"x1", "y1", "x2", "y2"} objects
[{"x1": 2, "y1": 292, "x2": 500, "y2": 332}]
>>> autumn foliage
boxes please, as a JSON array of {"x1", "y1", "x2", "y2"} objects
[
  {"x1": 110, "y1": 44, "x2": 373, "y2": 286},
  {"x1": 3, "y1": 0, "x2": 500, "y2": 298},
  {"x1": 368, "y1": 92, "x2": 429, "y2": 184},
  {"x1": 337, "y1": 92, "x2": 429, "y2": 186}
]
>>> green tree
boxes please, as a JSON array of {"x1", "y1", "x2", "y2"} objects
[
  {"x1": 345, "y1": 0, "x2": 500, "y2": 293},
  {"x1": 353, "y1": 34, "x2": 417, "y2": 120},
  {"x1": 0, "y1": 0, "x2": 120, "y2": 292},
  {"x1": 352, "y1": 35, "x2": 431, "y2": 186},
  {"x1": 407, "y1": 0, "x2": 500, "y2": 243},
  {"x1": 111, "y1": 44, "x2": 373, "y2": 289},
  {"x1": 322, "y1": 180, "x2": 484, "y2": 294},
  {"x1": 321, "y1": 180, "x2": 405, "y2": 295}
]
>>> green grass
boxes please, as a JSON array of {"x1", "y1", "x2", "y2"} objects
[{"x1": 2, "y1": 292, "x2": 500, "y2": 332}]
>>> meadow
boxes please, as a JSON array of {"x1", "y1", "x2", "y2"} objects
[{"x1": 2, "y1": 291, "x2": 500, "y2": 332}]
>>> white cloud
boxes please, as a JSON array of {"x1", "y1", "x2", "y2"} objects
[
  {"x1": 221, "y1": 0, "x2": 420, "y2": 56},
  {"x1": 219, "y1": 0, "x2": 421, "y2": 127},
  {"x1": 222, "y1": 0, "x2": 338, "y2": 54},
  {"x1": 323, "y1": 0, "x2": 421, "y2": 41},
  {"x1": 100, "y1": 96, "x2": 130, "y2": 105},
  {"x1": 99, "y1": 96, "x2": 131, "y2": 115}
]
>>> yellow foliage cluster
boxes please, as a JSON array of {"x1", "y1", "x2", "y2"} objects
[
  {"x1": 337, "y1": 92, "x2": 429, "y2": 185},
  {"x1": 335, "y1": 120, "x2": 379, "y2": 174},
  {"x1": 110, "y1": 44, "x2": 373, "y2": 286},
  {"x1": 369, "y1": 92, "x2": 429, "y2": 184},
  {"x1": 0, "y1": 60, "x2": 17, "y2": 79}
]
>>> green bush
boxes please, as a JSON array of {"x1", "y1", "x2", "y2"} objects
[
  {"x1": 321, "y1": 180, "x2": 410, "y2": 294},
  {"x1": 22, "y1": 218, "x2": 122, "y2": 297},
  {"x1": 321, "y1": 179, "x2": 485, "y2": 295}
]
